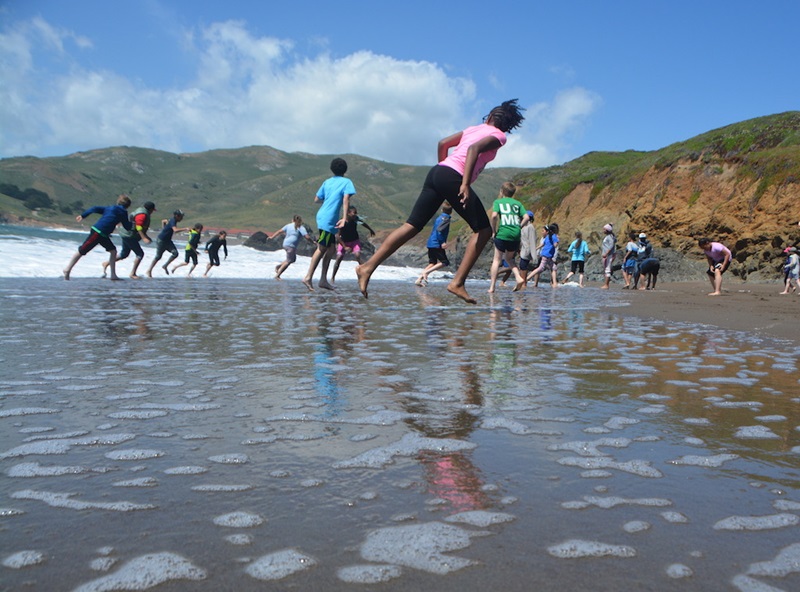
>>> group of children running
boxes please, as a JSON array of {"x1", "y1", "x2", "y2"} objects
[
  {"x1": 63, "y1": 197, "x2": 228, "y2": 280},
  {"x1": 65, "y1": 96, "x2": 780, "y2": 299}
]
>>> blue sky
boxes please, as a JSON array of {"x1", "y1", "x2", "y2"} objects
[{"x1": 1, "y1": 0, "x2": 798, "y2": 168}]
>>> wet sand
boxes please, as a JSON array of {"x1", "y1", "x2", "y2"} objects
[
  {"x1": 1, "y1": 278, "x2": 799, "y2": 592},
  {"x1": 612, "y1": 281, "x2": 799, "y2": 346}
]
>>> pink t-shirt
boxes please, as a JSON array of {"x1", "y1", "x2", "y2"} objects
[
  {"x1": 705, "y1": 242, "x2": 731, "y2": 263},
  {"x1": 439, "y1": 124, "x2": 507, "y2": 183}
]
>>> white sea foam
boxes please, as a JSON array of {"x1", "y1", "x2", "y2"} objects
[
  {"x1": 557, "y1": 456, "x2": 663, "y2": 478},
  {"x1": 213, "y1": 511, "x2": 265, "y2": 528},
  {"x1": 6, "y1": 462, "x2": 92, "y2": 477},
  {"x1": 245, "y1": 549, "x2": 317, "y2": 581},
  {"x1": 10, "y1": 489, "x2": 155, "y2": 511},
  {"x1": 745, "y1": 542, "x2": 800, "y2": 577},
  {"x1": 359, "y1": 522, "x2": 482, "y2": 574},
  {"x1": 163, "y1": 466, "x2": 208, "y2": 475},
  {"x1": 333, "y1": 433, "x2": 476, "y2": 469},
  {"x1": 444, "y1": 511, "x2": 515, "y2": 527},
  {"x1": 734, "y1": 426, "x2": 781, "y2": 440},
  {"x1": 665, "y1": 563, "x2": 693, "y2": 578},
  {"x1": 72, "y1": 552, "x2": 206, "y2": 591},
  {"x1": 668, "y1": 453, "x2": 739, "y2": 467},
  {"x1": 714, "y1": 514, "x2": 799, "y2": 531},
  {"x1": 104, "y1": 449, "x2": 164, "y2": 460},
  {"x1": 0, "y1": 407, "x2": 60, "y2": 418},
  {"x1": 2, "y1": 550, "x2": 45, "y2": 568},
  {"x1": 338, "y1": 564, "x2": 403, "y2": 584},
  {"x1": 547, "y1": 539, "x2": 636, "y2": 559}
]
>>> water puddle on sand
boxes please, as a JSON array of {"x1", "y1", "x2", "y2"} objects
[{"x1": 0, "y1": 278, "x2": 799, "y2": 591}]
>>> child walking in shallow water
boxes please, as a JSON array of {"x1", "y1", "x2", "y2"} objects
[
  {"x1": 357, "y1": 99, "x2": 525, "y2": 304},
  {"x1": 303, "y1": 158, "x2": 355, "y2": 291},
  {"x1": 561, "y1": 231, "x2": 590, "y2": 287},
  {"x1": 488, "y1": 182, "x2": 529, "y2": 293},
  {"x1": 63, "y1": 194, "x2": 132, "y2": 280}
]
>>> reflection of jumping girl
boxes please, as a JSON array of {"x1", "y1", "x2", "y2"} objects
[{"x1": 356, "y1": 99, "x2": 525, "y2": 304}]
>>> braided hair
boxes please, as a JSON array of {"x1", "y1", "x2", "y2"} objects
[{"x1": 484, "y1": 99, "x2": 525, "y2": 133}]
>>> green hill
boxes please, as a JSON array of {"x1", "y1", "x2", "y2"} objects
[{"x1": 0, "y1": 146, "x2": 533, "y2": 233}]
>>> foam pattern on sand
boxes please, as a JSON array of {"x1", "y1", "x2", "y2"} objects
[{"x1": 2, "y1": 277, "x2": 800, "y2": 590}]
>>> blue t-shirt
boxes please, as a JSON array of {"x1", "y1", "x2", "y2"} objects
[
  {"x1": 541, "y1": 233, "x2": 559, "y2": 259},
  {"x1": 316, "y1": 176, "x2": 356, "y2": 234},
  {"x1": 158, "y1": 217, "x2": 180, "y2": 242},
  {"x1": 567, "y1": 239, "x2": 590, "y2": 261},
  {"x1": 80, "y1": 205, "x2": 132, "y2": 237},
  {"x1": 426, "y1": 212, "x2": 451, "y2": 248},
  {"x1": 281, "y1": 223, "x2": 308, "y2": 249}
]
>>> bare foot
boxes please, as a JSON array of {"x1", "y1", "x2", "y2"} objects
[
  {"x1": 318, "y1": 280, "x2": 336, "y2": 291},
  {"x1": 110, "y1": 276, "x2": 122, "y2": 281},
  {"x1": 302, "y1": 278, "x2": 314, "y2": 292},
  {"x1": 355, "y1": 265, "x2": 370, "y2": 299},
  {"x1": 130, "y1": 274, "x2": 141, "y2": 280},
  {"x1": 163, "y1": 265, "x2": 170, "y2": 275},
  {"x1": 513, "y1": 278, "x2": 525, "y2": 292},
  {"x1": 146, "y1": 272, "x2": 152, "y2": 278},
  {"x1": 447, "y1": 282, "x2": 477, "y2": 304},
  {"x1": 708, "y1": 291, "x2": 721, "y2": 296},
  {"x1": 600, "y1": 285, "x2": 609, "y2": 290},
  {"x1": 63, "y1": 270, "x2": 70, "y2": 280},
  {"x1": 488, "y1": 286, "x2": 495, "y2": 293}
]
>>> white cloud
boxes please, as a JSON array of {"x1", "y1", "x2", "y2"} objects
[{"x1": 0, "y1": 18, "x2": 600, "y2": 168}]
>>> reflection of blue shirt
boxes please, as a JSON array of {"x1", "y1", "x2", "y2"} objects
[
  {"x1": 80, "y1": 205, "x2": 132, "y2": 236},
  {"x1": 426, "y1": 213, "x2": 451, "y2": 248},
  {"x1": 316, "y1": 176, "x2": 356, "y2": 234}
]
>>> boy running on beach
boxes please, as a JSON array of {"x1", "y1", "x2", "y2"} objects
[
  {"x1": 302, "y1": 158, "x2": 355, "y2": 291},
  {"x1": 488, "y1": 182, "x2": 528, "y2": 293},
  {"x1": 331, "y1": 206, "x2": 375, "y2": 283},
  {"x1": 63, "y1": 194, "x2": 132, "y2": 280},
  {"x1": 147, "y1": 209, "x2": 188, "y2": 277},
  {"x1": 203, "y1": 230, "x2": 228, "y2": 277},
  {"x1": 171, "y1": 223, "x2": 203, "y2": 276},
  {"x1": 103, "y1": 200, "x2": 156, "y2": 279},
  {"x1": 416, "y1": 204, "x2": 453, "y2": 286},
  {"x1": 271, "y1": 215, "x2": 316, "y2": 279}
]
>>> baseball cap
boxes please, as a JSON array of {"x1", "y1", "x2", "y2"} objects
[
  {"x1": 526, "y1": 210, "x2": 535, "y2": 219},
  {"x1": 143, "y1": 201, "x2": 156, "y2": 211},
  {"x1": 174, "y1": 209, "x2": 184, "y2": 216},
  {"x1": 639, "y1": 233, "x2": 647, "y2": 239}
]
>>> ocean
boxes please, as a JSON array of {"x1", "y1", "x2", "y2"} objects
[{"x1": 1, "y1": 224, "x2": 799, "y2": 591}]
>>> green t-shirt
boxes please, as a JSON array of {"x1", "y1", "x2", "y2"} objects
[{"x1": 493, "y1": 198, "x2": 526, "y2": 242}]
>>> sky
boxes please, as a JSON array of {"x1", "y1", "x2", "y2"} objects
[{"x1": 1, "y1": 0, "x2": 798, "y2": 168}]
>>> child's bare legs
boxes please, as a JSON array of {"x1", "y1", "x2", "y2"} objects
[
  {"x1": 550, "y1": 267, "x2": 558, "y2": 287},
  {"x1": 63, "y1": 251, "x2": 83, "y2": 280},
  {"x1": 447, "y1": 227, "x2": 491, "y2": 304},
  {"x1": 171, "y1": 261, "x2": 187, "y2": 274},
  {"x1": 502, "y1": 251, "x2": 524, "y2": 291},
  {"x1": 331, "y1": 252, "x2": 345, "y2": 282},
  {"x1": 357, "y1": 223, "x2": 419, "y2": 298},
  {"x1": 163, "y1": 254, "x2": 178, "y2": 274},
  {"x1": 561, "y1": 271, "x2": 574, "y2": 284},
  {"x1": 488, "y1": 249, "x2": 503, "y2": 293},
  {"x1": 303, "y1": 246, "x2": 326, "y2": 291},
  {"x1": 187, "y1": 263, "x2": 197, "y2": 277},
  {"x1": 130, "y1": 256, "x2": 143, "y2": 279},
  {"x1": 578, "y1": 272, "x2": 585, "y2": 287},
  {"x1": 106, "y1": 250, "x2": 121, "y2": 280},
  {"x1": 317, "y1": 245, "x2": 336, "y2": 290},
  {"x1": 203, "y1": 263, "x2": 213, "y2": 277},
  {"x1": 417, "y1": 262, "x2": 442, "y2": 286}
]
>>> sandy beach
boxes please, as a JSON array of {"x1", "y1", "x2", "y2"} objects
[{"x1": 611, "y1": 281, "x2": 799, "y2": 346}]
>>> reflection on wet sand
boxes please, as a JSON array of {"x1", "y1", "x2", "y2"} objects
[{"x1": 0, "y1": 278, "x2": 798, "y2": 592}]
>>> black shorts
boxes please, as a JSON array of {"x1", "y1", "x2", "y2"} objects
[
  {"x1": 208, "y1": 252, "x2": 221, "y2": 266},
  {"x1": 78, "y1": 229, "x2": 115, "y2": 255},
  {"x1": 155, "y1": 239, "x2": 178, "y2": 259},
  {"x1": 318, "y1": 230, "x2": 337, "y2": 248},
  {"x1": 494, "y1": 238, "x2": 520, "y2": 253},
  {"x1": 118, "y1": 235, "x2": 144, "y2": 260},
  {"x1": 427, "y1": 247, "x2": 450, "y2": 266},
  {"x1": 407, "y1": 165, "x2": 490, "y2": 233},
  {"x1": 570, "y1": 260, "x2": 585, "y2": 273},
  {"x1": 183, "y1": 250, "x2": 198, "y2": 265}
]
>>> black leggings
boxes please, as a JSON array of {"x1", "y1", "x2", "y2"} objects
[{"x1": 406, "y1": 165, "x2": 491, "y2": 232}]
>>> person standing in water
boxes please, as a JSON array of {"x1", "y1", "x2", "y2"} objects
[
  {"x1": 561, "y1": 231, "x2": 590, "y2": 287},
  {"x1": 63, "y1": 194, "x2": 132, "y2": 280},
  {"x1": 356, "y1": 99, "x2": 525, "y2": 304},
  {"x1": 146, "y1": 209, "x2": 188, "y2": 277},
  {"x1": 302, "y1": 157, "x2": 355, "y2": 291},
  {"x1": 601, "y1": 223, "x2": 617, "y2": 289}
]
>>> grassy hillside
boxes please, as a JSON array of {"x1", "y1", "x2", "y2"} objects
[
  {"x1": 0, "y1": 146, "x2": 530, "y2": 233},
  {"x1": 516, "y1": 111, "x2": 800, "y2": 213}
]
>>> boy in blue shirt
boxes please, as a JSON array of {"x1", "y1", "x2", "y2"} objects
[
  {"x1": 302, "y1": 158, "x2": 356, "y2": 291},
  {"x1": 63, "y1": 194, "x2": 132, "y2": 280},
  {"x1": 415, "y1": 204, "x2": 452, "y2": 286}
]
